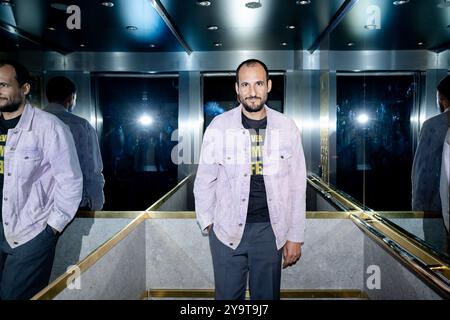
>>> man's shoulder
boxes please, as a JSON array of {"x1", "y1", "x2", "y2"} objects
[{"x1": 208, "y1": 107, "x2": 239, "y2": 128}]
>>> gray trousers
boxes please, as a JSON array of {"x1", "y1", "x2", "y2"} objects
[
  {"x1": 0, "y1": 224, "x2": 58, "y2": 300},
  {"x1": 209, "y1": 222, "x2": 282, "y2": 300}
]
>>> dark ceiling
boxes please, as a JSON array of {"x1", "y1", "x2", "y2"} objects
[{"x1": 0, "y1": 0, "x2": 449, "y2": 53}]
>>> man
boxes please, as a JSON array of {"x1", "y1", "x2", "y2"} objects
[
  {"x1": 412, "y1": 76, "x2": 450, "y2": 212},
  {"x1": 412, "y1": 75, "x2": 450, "y2": 245},
  {"x1": 44, "y1": 76, "x2": 105, "y2": 211},
  {"x1": 0, "y1": 60, "x2": 82, "y2": 299},
  {"x1": 440, "y1": 129, "x2": 449, "y2": 234},
  {"x1": 194, "y1": 59, "x2": 306, "y2": 300}
]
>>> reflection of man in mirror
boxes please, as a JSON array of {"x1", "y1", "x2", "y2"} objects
[{"x1": 412, "y1": 75, "x2": 450, "y2": 248}]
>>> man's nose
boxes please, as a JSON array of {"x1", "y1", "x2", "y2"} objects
[{"x1": 249, "y1": 84, "x2": 257, "y2": 96}]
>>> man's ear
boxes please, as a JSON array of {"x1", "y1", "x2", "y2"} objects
[
  {"x1": 22, "y1": 83, "x2": 30, "y2": 96},
  {"x1": 235, "y1": 82, "x2": 239, "y2": 95},
  {"x1": 267, "y1": 79, "x2": 272, "y2": 93}
]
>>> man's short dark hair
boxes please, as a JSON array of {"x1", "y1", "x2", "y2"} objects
[
  {"x1": 437, "y1": 75, "x2": 450, "y2": 100},
  {"x1": 0, "y1": 59, "x2": 31, "y2": 87},
  {"x1": 46, "y1": 76, "x2": 77, "y2": 103},
  {"x1": 236, "y1": 59, "x2": 270, "y2": 84}
]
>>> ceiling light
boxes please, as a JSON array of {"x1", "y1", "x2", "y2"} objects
[
  {"x1": 296, "y1": 0, "x2": 311, "y2": 5},
  {"x1": 213, "y1": 42, "x2": 222, "y2": 47},
  {"x1": 196, "y1": 1, "x2": 211, "y2": 6},
  {"x1": 207, "y1": 25, "x2": 219, "y2": 31},
  {"x1": 47, "y1": 27, "x2": 56, "y2": 31},
  {"x1": 245, "y1": 1, "x2": 262, "y2": 9},
  {"x1": 286, "y1": 25, "x2": 296, "y2": 30},
  {"x1": 357, "y1": 114, "x2": 369, "y2": 124},
  {"x1": 80, "y1": 44, "x2": 86, "y2": 47},
  {"x1": 15, "y1": 43, "x2": 19, "y2": 47},
  {"x1": 280, "y1": 42, "x2": 288, "y2": 46},
  {"x1": 138, "y1": 115, "x2": 153, "y2": 126},
  {"x1": 50, "y1": 3, "x2": 69, "y2": 11},
  {"x1": 0, "y1": 1, "x2": 13, "y2": 6},
  {"x1": 149, "y1": 44, "x2": 156, "y2": 48},
  {"x1": 126, "y1": 25, "x2": 138, "y2": 31},
  {"x1": 100, "y1": 1, "x2": 114, "y2": 7},
  {"x1": 418, "y1": 42, "x2": 424, "y2": 46},
  {"x1": 393, "y1": 0, "x2": 409, "y2": 5},
  {"x1": 347, "y1": 42, "x2": 355, "y2": 47}
]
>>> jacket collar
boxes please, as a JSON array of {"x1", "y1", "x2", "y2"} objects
[
  {"x1": 14, "y1": 103, "x2": 34, "y2": 131},
  {"x1": 231, "y1": 104, "x2": 274, "y2": 129},
  {"x1": 44, "y1": 102, "x2": 67, "y2": 113}
]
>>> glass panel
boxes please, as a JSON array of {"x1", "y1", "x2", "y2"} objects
[
  {"x1": 336, "y1": 74, "x2": 415, "y2": 210},
  {"x1": 97, "y1": 76, "x2": 179, "y2": 210},
  {"x1": 203, "y1": 75, "x2": 284, "y2": 130}
]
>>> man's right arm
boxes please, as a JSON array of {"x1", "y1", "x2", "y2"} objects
[{"x1": 193, "y1": 126, "x2": 219, "y2": 232}]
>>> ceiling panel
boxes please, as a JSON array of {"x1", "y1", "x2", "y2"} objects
[
  {"x1": 330, "y1": 0, "x2": 450, "y2": 51},
  {"x1": 0, "y1": 0, "x2": 184, "y2": 52},
  {"x1": 160, "y1": 0, "x2": 346, "y2": 51}
]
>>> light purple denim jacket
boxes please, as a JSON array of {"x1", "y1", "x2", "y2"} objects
[
  {"x1": 2, "y1": 104, "x2": 83, "y2": 248},
  {"x1": 194, "y1": 105, "x2": 306, "y2": 250}
]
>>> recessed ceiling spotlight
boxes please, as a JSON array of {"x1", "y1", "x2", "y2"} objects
[
  {"x1": 418, "y1": 42, "x2": 424, "y2": 46},
  {"x1": 347, "y1": 42, "x2": 355, "y2": 47},
  {"x1": 207, "y1": 25, "x2": 219, "y2": 31},
  {"x1": 80, "y1": 44, "x2": 86, "y2": 47},
  {"x1": 196, "y1": 1, "x2": 211, "y2": 6},
  {"x1": 50, "y1": 2, "x2": 69, "y2": 11},
  {"x1": 213, "y1": 42, "x2": 222, "y2": 47},
  {"x1": 15, "y1": 43, "x2": 19, "y2": 47},
  {"x1": 100, "y1": 1, "x2": 114, "y2": 7},
  {"x1": 286, "y1": 25, "x2": 296, "y2": 30},
  {"x1": 47, "y1": 26, "x2": 56, "y2": 31},
  {"x1": 296, "y1": 0, "x2": 311, "y2": 5},
  {"x1": 0, "y1": 1, "x2": 14, "y2": 7},
  {"x1": 126, "y1": 25, "x2": 138, "y2": 31},
  {"x1": 245, "y1": 1, "x2": 262, "y2": 9},
  {"x1": 149, "y1": 44, "x2": 156, "y2": 48},
  {"x1": 393, "y1": 0, "x2": 409, "y2": 5},
  {"x1": 280, "y1": 42, "x2": 288, "y2": 46}
]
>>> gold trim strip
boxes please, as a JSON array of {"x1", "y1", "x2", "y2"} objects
[
  {"x1": 75, "y1": 211, "x2": 144, "y2": 219},
  {"x1": 32, "y1": 212, "x2": 147, "y2": 300},
  {"x1": 146, "y1": 175, "x2": 192, "y2": 211},
  {"x1": 145, "y1": 211, "x2": 352, "y2": 220},
  {"x1": 350, "y1": 213, "x2": 450, "y2": 298},
  {"x1": 147, "y1": 289, "x2": 368, "y2": 299},
  {"x1": 376, "y1": 211, "x2": 443, "y2": 219},
  {"x1": 307, "y1": 177, "x2": 364, "y2": 211}
]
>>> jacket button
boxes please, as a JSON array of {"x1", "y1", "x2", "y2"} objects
[
  {"x1": 229, "y1": 243, "x2": 233, "y2": 246},
  {"x1": 244, "y1": 174, "x2": 248, "y2": 177},
  {"x1": 281, "y1": 155, "x2": 284, "y2": 159},
  {"x1": 13, "y1": 241, "x2": 18, "y2": 245},
  {"x1": 7, "y1": 173, "x2": 11, "y2": 176},
  {"x1": 239, "y1": 223, "x2": 243, "y2": 227},
  {"x1": 3, "y1": 197, "x2": 7, "y2": 201},
  {"x1": 10, "y1": 147, "x2": 15, "y2": 151},
  {"x1": 242, "y1": 198, "x2": 246, "y2": 202},
  {"x1": 4, "y1": 222, "x2": 9, "y2": 226}
]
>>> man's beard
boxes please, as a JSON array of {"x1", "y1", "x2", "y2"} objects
[
  {"x1": 241, "y1": 96, "x2": 266, "y2": 113},
  {"x1": 0, "y1": 98, "x2": 22, "y2": 113}
]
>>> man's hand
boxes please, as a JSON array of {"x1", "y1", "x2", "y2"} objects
[
  {"x1": 206, "y1": 224, "x2": 213, "y2": 232},
  {"x1": 282, "y1": 241, "x2": 302, "y2": 269}
]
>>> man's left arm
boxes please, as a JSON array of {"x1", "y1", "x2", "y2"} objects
[
  {"x1": 283, "y1": 121, "x2": 307, "y2": 268},
  {"x1": 85, "y1": 123, "x2": 105, "y2": 211},
  {"x1": 46, "y1": 122, "x2": 83, "y2": 233}
]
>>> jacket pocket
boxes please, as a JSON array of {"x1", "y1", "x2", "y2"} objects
[
  {"x1": 15, "y1": 148, "x2": 43, "y2": 179},
  {"x1": 265, "y1": 148, "x2": 293, "y2": 176}
]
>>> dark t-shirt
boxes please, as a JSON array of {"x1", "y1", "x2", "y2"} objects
[
  {"x1": 0, "y1": 114, "x2": 21, "y2": 222},
  {"x1": 242, "y1": 112, "x2": 270, "y2": 223}
]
